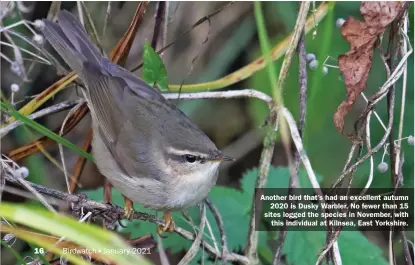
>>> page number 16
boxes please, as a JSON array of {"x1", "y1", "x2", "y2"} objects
[{"x1": 34, "y1": 248, "x2": 45, "y2": 254}]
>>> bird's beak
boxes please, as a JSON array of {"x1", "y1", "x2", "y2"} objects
[{"x1": 210, "y1": 152, "x2": 235, "y2": 162}]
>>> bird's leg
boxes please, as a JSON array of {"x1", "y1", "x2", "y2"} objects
[
  {"x1": 157, "y1": 211, "x2": 175, "y2": 237},
  {"x1": 104, "y1": 179, "x2": 134, "y2": 220},
  {"x1": 121, "y1": 196, "x2": 135, "y2": 220},
  {"x1": 102, "y1": 179, "x2": 113, "y2": 228},
  {"x1": 104, "y1": 178, "x2": 112, "y2": 204}
]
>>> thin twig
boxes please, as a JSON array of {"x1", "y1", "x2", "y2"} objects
[
  {"x1": 103, "y1": 1, "x2": 112, "y2": 43},
  {"x1": 387, "y1": 13, "x2": 413, "y2": 265},
  {"x1": 177, "y1": 204, "x2": 206, "y2": 265},
  {"x1": 316, "y1": 13, "x2": 412, "y2": 259},
  {"x1": 395, "y1": 13, "x2": 410, "y2": 184},
  {"x1": 396, "y1": 14, "x2": 413, "y2": 265},
  {"x1": 46, "y1": 1, "x2": 61, "y2": 21},
  {"x1": 3, "y1": 175, "x2": 249, "y2": 264},
  {"x1": 69, "y1": 128, "x2": 93, "y2": 192},
  {"x1": 76, "y1": 1, "x2": 85, "y2": 26},
  {"x1": 81, "y1": 1, "x2": 104, "y2": 54},
  {"x1": 245, "y1": 3, "x2": 310, "y2": 264},
  {"x1": 151, "y1": 1, "x2": 166, "y2": 50},
  {"x1": 279, "y1": 107, "x2": 341, "y2": 265},
  {"x1": 58, "y1": 102, "x2": 84, "y2": 194},
  {"x1": 273, "y1": 28, "x2": 308, "y2": 265},
  {"x1": 131, "y1": 2, "x2": 235, "y2": 72},
  {"x1": 205, "y1": 199, "x2": 229, "y2": 265},
  {"x1": 157, "y1": 234, "x2": 171, "y2": 265},
  {"x1": 163, "y1": 89, "x2": 272, "y2": 108},
  {"x1": 0, "y1": 99, "x2": 84, "y2": 137},
  {"x1": 334, "y1": 20, "x2": 412, "y2": 186},
  {"x1": 363, "y1": 112, "x2": 374, "y2": 193},
  {"x1": 204, "y1": 215, "x2": 220, "y2": 254},
  {"x1": 161, "y1": 1, "x2": 169, "y2": 58},
  {"x1": 0, "y1": 41, "x2": 50, "y2": 65},
  {"x1": 2, "y1": 166, "x2": 56, "y2": 213},
  {"x1": 5, "y1": 89, "x2": 270, "y2": 163}
]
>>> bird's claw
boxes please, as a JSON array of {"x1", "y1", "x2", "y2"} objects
[
  {"x1": 121, "y1": 198, "x2": 134, "y2": 220},
  {"x1": 157, "y1": 212, "x2": 175, "y2": 238}
]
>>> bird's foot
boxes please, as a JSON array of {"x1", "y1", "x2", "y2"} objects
[
  {"x1": 157, "y1": 212, "x2": 175, "y2": 238},
  {"x1": 121, "y1": 197, "x2": 134, "y2": 220}
]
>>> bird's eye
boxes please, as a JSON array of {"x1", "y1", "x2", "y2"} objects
[{"x1": 183, "y1": 154, "x2": 197, "y2": 163}]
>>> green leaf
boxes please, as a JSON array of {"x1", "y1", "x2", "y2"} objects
[
  {"x1": 0, "y1": 101, "x2": 93, "y2": 161},
  {"x1": 0, "y1": 240, "x2": 26, "y2": 265},
  {"x1": 85, "y1": 166, "x2": 322, "y2": 262},
  {"x1": 241, "y1": 166, "x2": 324, "y2": 198},
  {"x1": 142, "y1": 41, "x2": 168, "y2": 90},
  {"x1": 0, "y1": 203, "x2": 151, "y2": 265},
  {"x1": 284, "y1": 230, "x2": 388, "y2": 265}
]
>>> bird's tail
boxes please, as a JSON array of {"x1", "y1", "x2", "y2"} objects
[{"x1": 42, "y1": 10, "x2": 103, "y2": 78}]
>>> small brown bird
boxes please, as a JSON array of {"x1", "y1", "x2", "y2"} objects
[{"x1": 42, "y1": 11, "x2": 233, "y2": 234}]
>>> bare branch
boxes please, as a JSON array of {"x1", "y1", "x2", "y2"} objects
[
  {"x1": 163, "y1": 89, "x2": 272, "y2": 108},
  {"x1": 103, "y1": 1, "x2": 113, "y2": 42},
  {"x1": 131, "y1": 2, "x2": 235, "y2": 72},
  {"x1": 177, "y1": 204, "x2": 206, "y2": 265},
  {"x1": 3, "y1": 175, "x2": 249, "y2": 264},
  {"x1": 205, "y1": 199, "x2": 229, "y2": 265},
  {"x1": 0, "y1": 99, "x2": 84, "y2": 138},
  {"x1": 151, "y1": 1, "x2": 166, "y2": 50},
  {"x1": 245, "y1": 3, "x2": 310, "y2": 263},
  {"x1": 273, "y1": 28, "x2": 308, "y2": 265}
]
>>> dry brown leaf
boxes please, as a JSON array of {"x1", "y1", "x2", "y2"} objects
[
  {"x1": 334, "y1": 1, "x2": 403, "y2": 137},
  {"x1": 361, "y1": 2, "x2": 403, "y2": 29}
]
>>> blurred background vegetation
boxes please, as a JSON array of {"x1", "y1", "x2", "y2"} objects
[{"x1": 1, "y1": 1, "x2": 413, "y2": 265}]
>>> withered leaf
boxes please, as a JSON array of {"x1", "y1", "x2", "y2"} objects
[
  {"x1": 361, "y1": 2, "x2": 403, "y2": 29},
  {"x1": 334, "y1": 1, "x2": 403, "y2": 137}
]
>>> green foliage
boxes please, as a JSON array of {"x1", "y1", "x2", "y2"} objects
[
  {"x1": 87, "y1": 167, "x2": 298, "y2": 262},
  {"x1": 0, "y1": 240, "x2": 26, "y2": 265},
  {"x1": 0, "y1": 203, "x2": 150, "y2": 265},
  {"x1": 254, "y1": 1, "x2": 280, "y2": 101},
  {"x1": 86, "y1": 166, "x2": 389, "y2": 264},
  {"x1": 142, "y1": 41, "x2": 168, "y2": 90},
  {"x1": 248, "y1": 2, "x2": 414, "y2": 192},
  {"x1": 284, "y1": 230, "x2": 388, "y2": 265},
  {"x1": 87, "y1": 166, "x2": 320, "y2": 263},
  {"x1": 0, "y1": 101, "x2": 93, "y2": 161}
]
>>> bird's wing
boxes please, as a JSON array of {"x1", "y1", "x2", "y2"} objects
[
  {"x1": 42, "y1": 19, "x2": 85, "y2": 74},
  {"x1": 57, "y1": 11, "x2": 102, "y2": 67}
]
